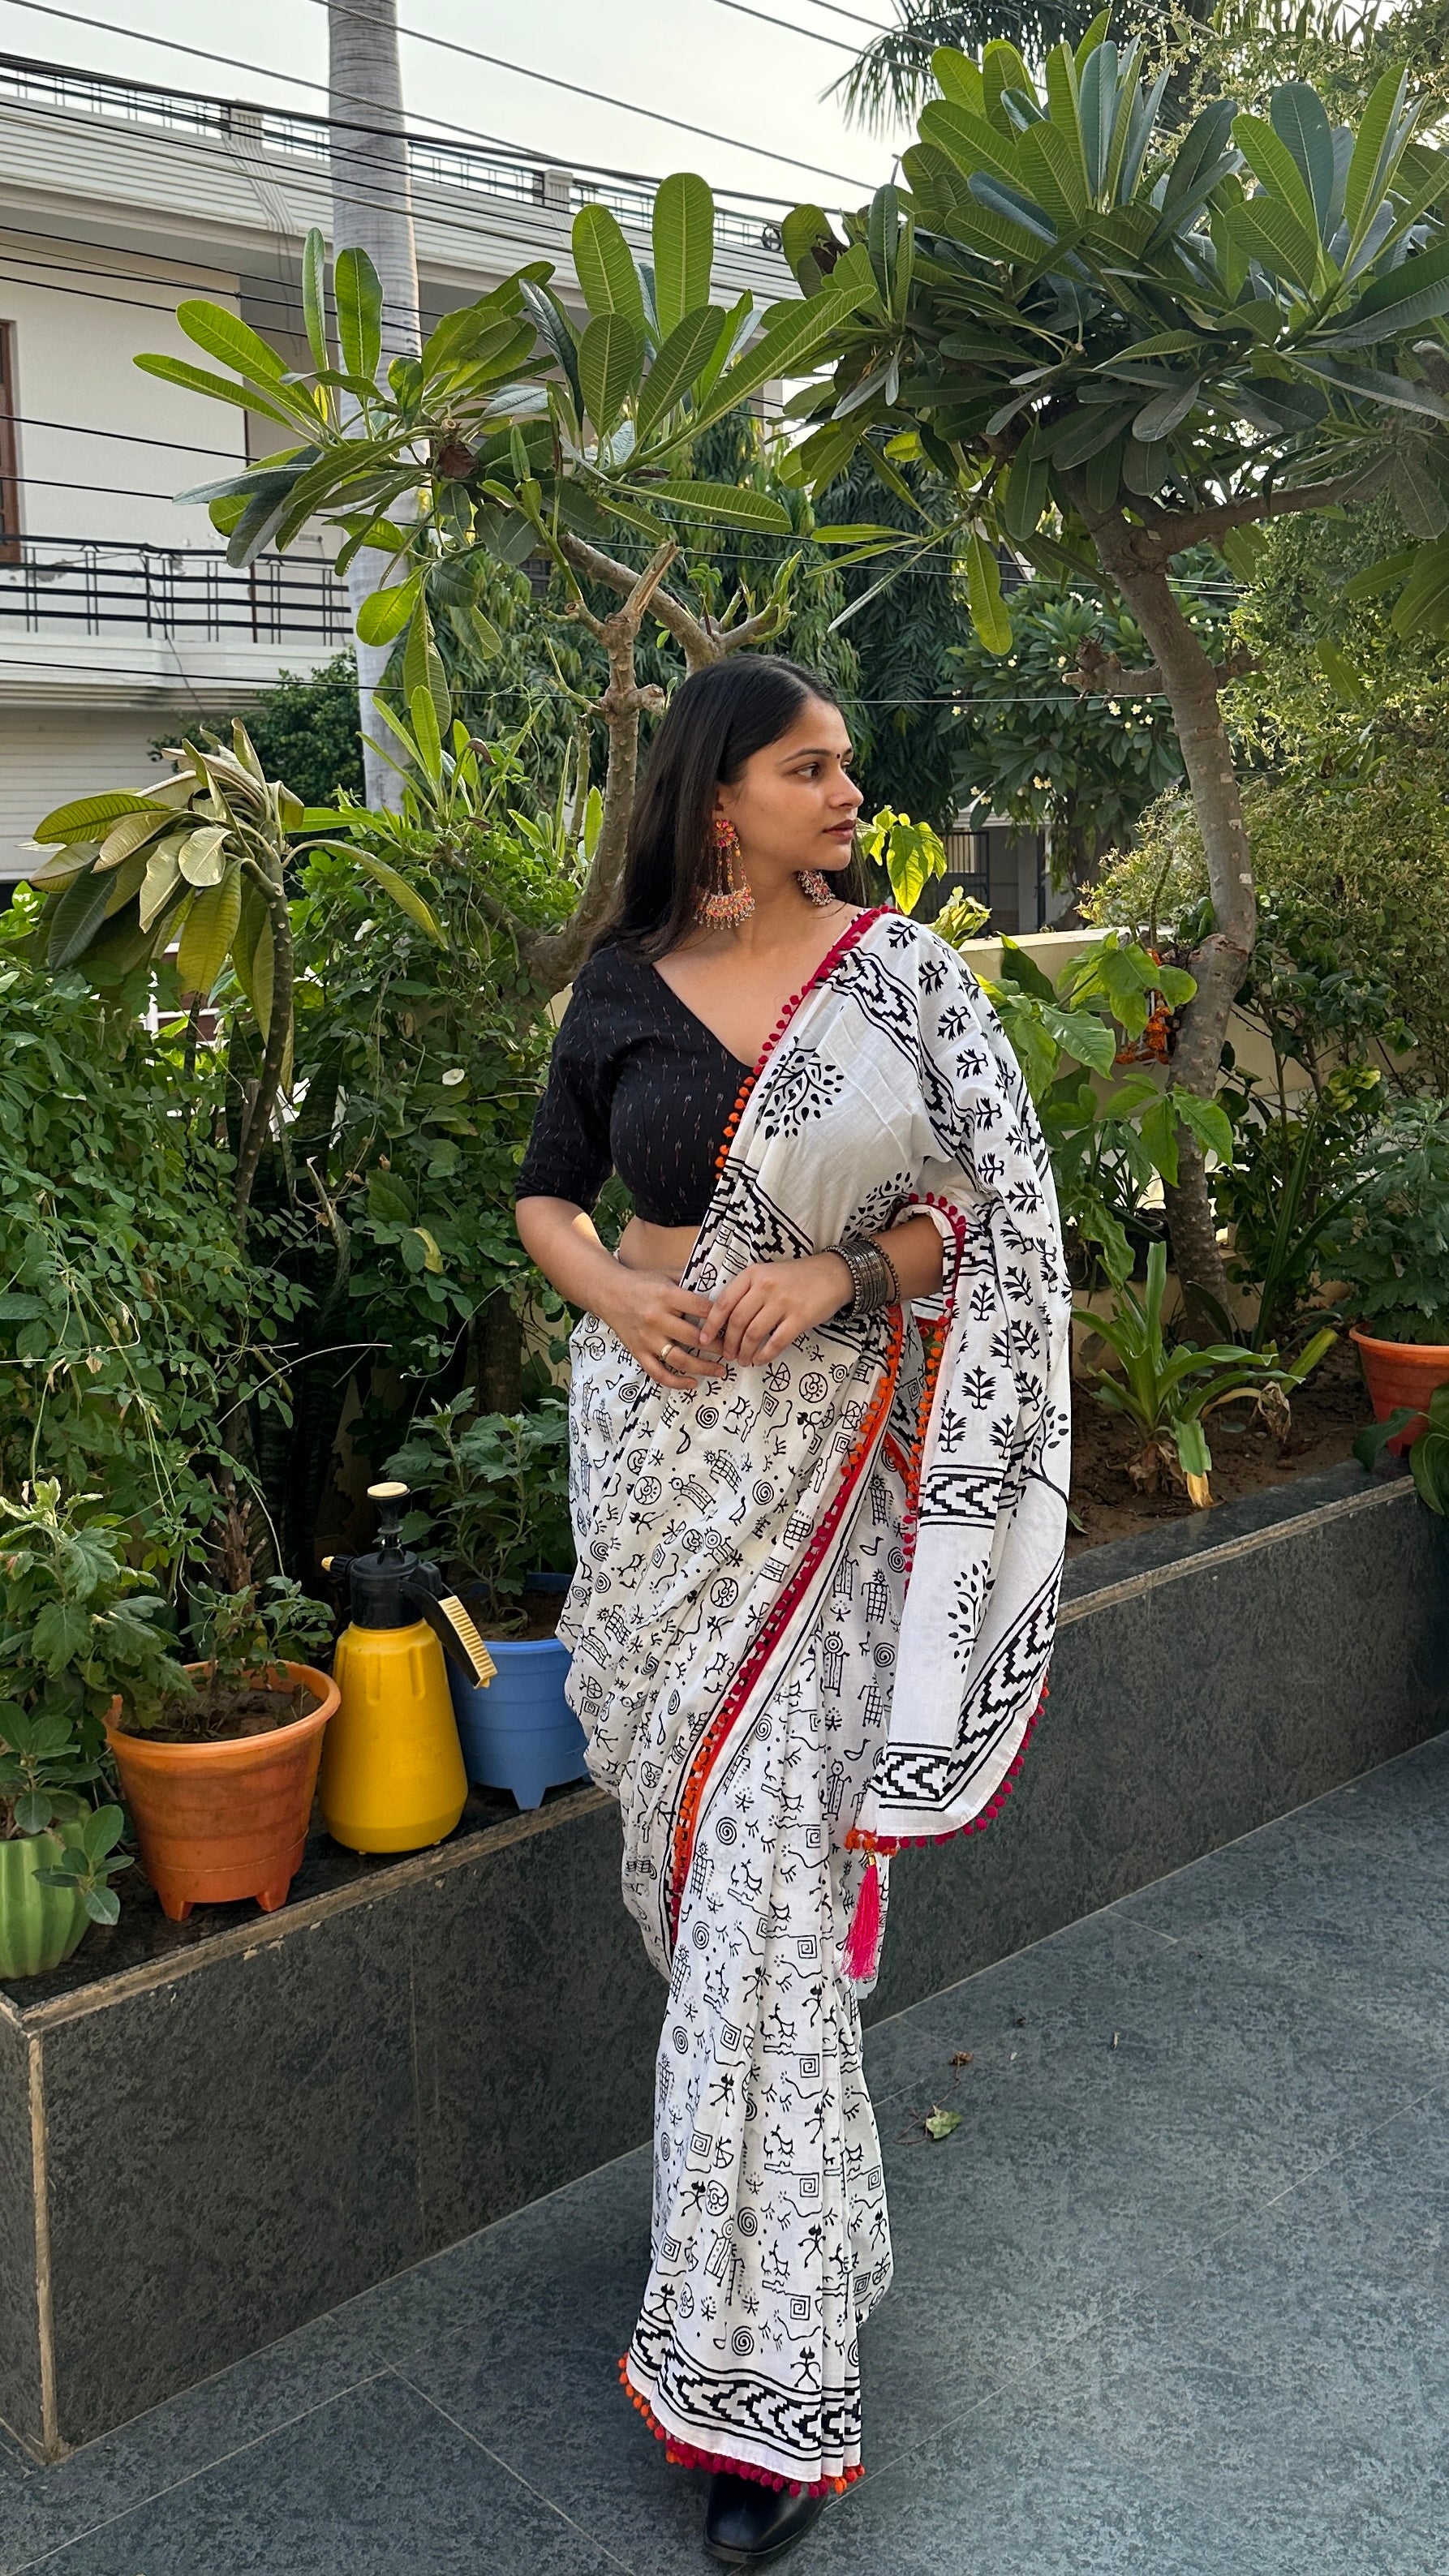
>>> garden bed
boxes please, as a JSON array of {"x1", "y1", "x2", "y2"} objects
[
  {"x1": 1068, "y1": 1333, "x2": 1370, "y2": 1555},
  {"x1": 1, "y1": 1459, "x2": 1443, "y2": 2462}
]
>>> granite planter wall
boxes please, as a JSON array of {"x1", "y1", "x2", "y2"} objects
[{"x1": 1, "y1": 1460, "x2": 1443, "y2": 2461}]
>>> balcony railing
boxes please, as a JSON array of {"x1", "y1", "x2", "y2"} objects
[
  {"x1": 0, "y1": 51, "x2": 778, "y2": 255},
  {"x1": 0, "y1": 537, "x2": 350, "y2": 646}
]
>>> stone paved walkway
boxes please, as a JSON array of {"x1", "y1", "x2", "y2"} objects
[{"x1": 2, "y1": 1731, "x2": 1447, "y2": 2575}]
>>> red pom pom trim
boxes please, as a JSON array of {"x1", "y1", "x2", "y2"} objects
[{"x1": 619, "y1": 2356, "x2": 863, "y2": 2496}]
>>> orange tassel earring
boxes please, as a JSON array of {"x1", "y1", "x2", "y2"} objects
[{"x1": 696, "y1": 813, "x2": 755, "y2": 928}]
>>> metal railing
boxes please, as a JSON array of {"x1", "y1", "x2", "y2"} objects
[
  {"x1": 0, "y1": 536, "x2": 350, "y2": 645},
  {"x1": 0, "y1": 53, "x2": 777, "y2": 256}
]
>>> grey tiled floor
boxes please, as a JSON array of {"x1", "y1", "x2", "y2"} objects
[{"x1": 6, "y1": 1735, "x2": 1449, "y2": 2576}]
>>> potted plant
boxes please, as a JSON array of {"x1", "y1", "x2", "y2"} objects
[
  {"x1": 106, "y1": 1553, "x2": 338, "y2": 1923},
  {"x1": 1322, "y1": 1096, "x2": 1449, "y2": 1447},
  {"x1": 384, "y1": 1396, "x2": 583, "y2": 1810},
  {"x1": 0, "y1": 1482, "x2": 183, "y2": 1977},
  {"x1": 1077, "y1": 1244, "x2": 1335, "y2": 1508}
]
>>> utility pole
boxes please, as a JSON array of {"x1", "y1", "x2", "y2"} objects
[{"x1": 329, "y1": 0, "x2": 419, "y2": 811}]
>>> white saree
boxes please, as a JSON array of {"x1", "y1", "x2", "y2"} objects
[{"x1": 558, "y1": 905, "x2": 1072, "y2": 2495}]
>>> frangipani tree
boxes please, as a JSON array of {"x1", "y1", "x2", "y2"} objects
[
  {"x1": 776, "y1": 28, "x2": 1449, "y2": 1316},
  {"x1": 135, "y1": 189, "x2": 876, "y2": 989}
]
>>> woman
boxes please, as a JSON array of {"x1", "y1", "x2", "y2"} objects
[{"x1": 516, "y1": 657, "x2": 1070, "y2": 2566}]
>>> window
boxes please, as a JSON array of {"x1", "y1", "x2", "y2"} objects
[{"x1": 0, "y1": 326, "x2": 19, "y2": 566}]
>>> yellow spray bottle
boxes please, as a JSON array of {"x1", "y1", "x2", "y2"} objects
[{"x1": 319, "y1": 1480, "x2": 496, "y2": 1854}]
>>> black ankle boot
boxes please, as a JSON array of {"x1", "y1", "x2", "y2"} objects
[{"x1": 703, "y1": 2471, "x2": 828, "y2": 2565}]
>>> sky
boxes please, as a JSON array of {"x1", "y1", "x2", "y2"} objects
[{"x1": 0, "y1": 0, "x2": 916, "y2": 219}]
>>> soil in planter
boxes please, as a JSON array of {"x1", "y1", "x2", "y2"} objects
[
  {"x1": 1068, "y1": 1334, "x2": 1374, "y2": 1557},
  {"x1": 489, "y1": 1605, "x2": 569, "y2": 1643},
  {"x1": 141, "y1": 1682, "x2": 316, "y2": 1745}
]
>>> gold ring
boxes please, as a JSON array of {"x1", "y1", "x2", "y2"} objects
[{"x1": 660, "y1": 1341, "x2": 676, "y2": 1366}]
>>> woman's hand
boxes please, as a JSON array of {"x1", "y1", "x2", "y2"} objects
[
  {"x1": 700, "y1": 1252, "x2": 853, "y2": 1367},
  {"x1": 599, "y1": 1266, "x2": 725, "y2": 1391}
]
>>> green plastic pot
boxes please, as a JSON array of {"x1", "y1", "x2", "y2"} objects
[{"x1": 0, "y1": 1832, "x2": 89, "y2": 1978}]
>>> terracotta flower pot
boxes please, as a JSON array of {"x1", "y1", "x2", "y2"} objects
[
  {"x1": 1350, "y1": 1325, "x2": 1449, "y2": 1453},
  {"x1": 106, "y1": 1662, "x2": 340, "y2": 1923},
  {"x1": 0, "y1": 1831, "x2": 89, "y2": 1977}
]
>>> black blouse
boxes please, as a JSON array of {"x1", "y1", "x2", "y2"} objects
[{"x1": 515, "y1": 940, "x2": 749, "y2": 1226}]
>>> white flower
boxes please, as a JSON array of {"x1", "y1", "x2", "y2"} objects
[{"x1": 441, "y1": 1067, "x2": 467, "y2": 1087}]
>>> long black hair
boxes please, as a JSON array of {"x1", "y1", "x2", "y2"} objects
[{"x1": 598, "y1": 656, "x2": 865, "y2": 960}]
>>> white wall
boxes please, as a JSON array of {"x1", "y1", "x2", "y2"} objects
[
  {"x1": 0, "y1": 233, "x2": 245, "y2": 552},
  {"x1": 0, "y1": 704, "x2": 178, "y2": 861}
]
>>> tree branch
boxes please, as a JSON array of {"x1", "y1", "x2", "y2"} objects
[
  {"x1": 1067, "y1": 638, "x2": 1258, "y2": 697},
  {"x1": 557, "y1": 529, "x2": 789, "y2": 672},
  {"x1": 522, "y1": 540, "x2": 676, "y2": 991},
  {"x1": 1134, "y1": 462, "x2": 1387, "y2": 560}
]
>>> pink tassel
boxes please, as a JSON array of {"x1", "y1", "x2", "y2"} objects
[{"x1": 843, "y1": 1855, "x2": 884, "y2": 1984}]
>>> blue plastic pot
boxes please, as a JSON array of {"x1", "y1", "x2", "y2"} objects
[{"x1": 448, "y1": 1599, "x2": 588, "y2": 1812}]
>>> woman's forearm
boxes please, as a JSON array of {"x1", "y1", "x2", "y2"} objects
[
  {"x1": 875, "y1": 1213, "x2": 944, "y2": 1302},
  {"x1": 515, "y1": 1196, "x2": 623, "y2": 1315}
]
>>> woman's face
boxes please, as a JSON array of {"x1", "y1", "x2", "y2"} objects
[{"x1": 716, "y1": 696, "x2": 863, "y2": 882}]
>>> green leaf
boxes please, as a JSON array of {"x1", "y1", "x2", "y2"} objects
[
  {"x1": 352, "y1": 851, "x2": 447, "y2": 947},
  {"x1": 1269, "y1": 83, "x2": 1336, "y2": 236},
  {"x1": 176, "y1": 867, "x2": 242, "y2": 994},
  {"x1": 1131, "y1": 378, "x2": 1200, "y2": 444},
  {"x1": 1343, "y1": 545, "x2": 1416, "y2": 600},
  {"x1": 965, "y1": 530, "x2": 1012, "y2": 653},
  {"x1": 578, "y1": 312, "x2": 643, "y2": 436},
  {"x1": 1391, "y1": 449, "x2": 1449, "y2": 539},
  {"x1": 368, "y1": 1170, "x2": 414, "y2": 1224},
  {"x1": 1318, "y1": 636, "x2": 1369, "y2": 706},
  {"x1": 923, "y1": 2106, "x2": 963, "y2": 2140},
  {"x1": 355, "y1": 574, "x2": 422, "y2": 647},
  {"x1": 45, "y1": 865, "x2": 113, "y2": 970},
  {"x1": 134, "y1": 351, "x2": 303, "y2": 429},
  {"x1": 176, "y1": 298, "x2": 286, "y2": 384},
  {"x1": 1138, "y1": 1094, "x2": 1180, "y2": 1184},
  {"x1": 653, "y1": 172, "x2": 714, "y2": 337},
  {"x1": 996, "y1": 937, "x2": 1058, "y2": 1002},
  {"x1": 178, "y1": 824, "x2": 230, "y2": 887},
  {"x1": 1218, "y1": 191, "x2": 1320, "y2": 294},
  {"x1": 402, "y1": 600, "x2": 451, "y2": 740},
  {"x1": 642, "y1": 479, "x2": 791, "y2": 533},
  {"x1": 573, "y1": 202, "x2": 647, "y2": 331},
  {"x1": 408, "y1": 685, "x2": 444, "y2": 789},
  {"x1": 1391, "y1": 532, "x2": 1449, "y2": 636},
  {"x1": 32, "y1": 790, "x2": 161, "y2": 846},
  {"x1": 334, "y1": 245, "x2": 383, "y2": 384},
  {"x1": 635, "y1": 305, "x2": 727, "y2": 443},
  {"x1": 1344, "y1": 66, "x2": 1412, "y2": 246},
  {"x1": 1172, "y1": 1089, "x2": 1234, "y2": 1164},
  {"x1": 301, "y1": 225, "x2": 329, "y2": 372},
  {"x1": 1233, "y1": 109, "x2": 1322, "y2": 240},
  {"x1": 932, "y1": 46, "x2": 986, "y2": 111},
  {"x1": 138, "y1": 836, "x2": 186, "y2": 933},
  {"x1": 1324, "y1": 233, "x2": 1449, "y2": 347},
  {"x1": 27, "y1": 844, "x2": 100, "y2": 887},
  {"x1": 1017, "y1": 119, "x2": 1090, "y2": 227},
  {"x1": 83, "y1": 1886, "x2": 121, "y2": 1926},
  {"x1": 672, "y1": 254, "x2": 875, "y2": 452}
]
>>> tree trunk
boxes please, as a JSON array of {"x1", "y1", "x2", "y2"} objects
[
  {"x1": 233, "y1": 874, "x2": 295, "y2": 1224},
  {"x1": 473, "y1": 1291, "x2": 523, "y2": 1415},
  {"x1": 1086, "y1": 512, "x2": 1254, "y2": 1329},
  {"x1": 329, "y1": 0, "x2": 419, "y2": 814}
]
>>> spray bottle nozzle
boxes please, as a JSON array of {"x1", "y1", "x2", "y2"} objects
[{"x1": 368, "y1": 1480, "x2": 410, "y2": 1553}]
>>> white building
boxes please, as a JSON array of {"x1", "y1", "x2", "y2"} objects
[{"x1": 0, "y1": 49, "x2": 790, "y2": 872}]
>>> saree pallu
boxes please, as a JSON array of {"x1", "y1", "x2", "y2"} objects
[{"x1": 559, "y1": 907, "x2": 1072, "y2": 2494}]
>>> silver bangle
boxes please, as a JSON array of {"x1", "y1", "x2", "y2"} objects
[{"x1": 835, "y1": 1236, "x2": 898, "y2": 1318}]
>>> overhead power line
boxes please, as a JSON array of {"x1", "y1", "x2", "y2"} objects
[{"x1": 0, "y1": 0, "x2": 873, "y2": 190}]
